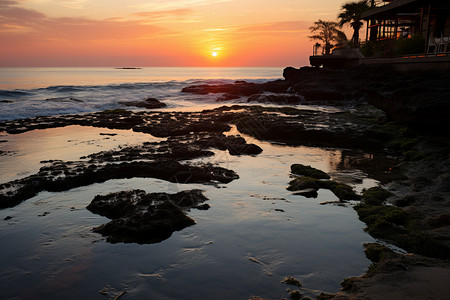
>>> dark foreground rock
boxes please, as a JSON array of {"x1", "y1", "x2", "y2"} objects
[
  {"x1": 247, "y1": 93, "x2": 302, "y2": 104},
  {"x1": 0, "y1": 159, "x2": 238, "y2": 208},
  {"x1": 87, "y1": 189, "x2": 208, "y2": 243},
  {"x1": 118, "y1": 97, "x2": 167, "y2": 109}
]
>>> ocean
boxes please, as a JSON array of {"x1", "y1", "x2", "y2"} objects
[
  {"x1": 0, "y1": 67, "x2": 283, "y2": 121},
  {"x1": 0, "y1": 67, "x2": 377, "y2": 299}
]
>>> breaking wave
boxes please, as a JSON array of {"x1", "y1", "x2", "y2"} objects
[{"x1": 0, "y1": 78, "x2": 271, "y2": 121}]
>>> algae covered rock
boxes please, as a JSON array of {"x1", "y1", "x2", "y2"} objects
[
  {"x1": 87, "y1": 189, "x2": 208, "y2": 244},
  {"x1": 287, "y1": 177, "x2": 320, "y2": 192},
  {"x1": 290, "y1": 164, "x2": 330, "y2": 179},
  {"x1": 287, "y1": 171, "x2": 360, "y2": 201},
  {"x1": 321, "y1": 180, "x2": 361, "y2": 200},
  {"x1": 355, "y1": 202, "x2": 450, "y2": 259},
  {"x1": 363, "y1": 243, "x2": 396, "y2": 263},
  {"x1": 361, "y1": 186, "x2": 393, "y2": 205}
]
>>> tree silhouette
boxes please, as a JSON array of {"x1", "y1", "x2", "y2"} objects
[
  {"x1": 338, "y1": 0, "x2": 370, "y2": 48},
  {"x1": 309, "y1": 19, "x2": 344, "y2": 55}
]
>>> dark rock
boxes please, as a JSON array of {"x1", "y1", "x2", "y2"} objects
[
  {"x1": 395, "y1": 194, "x2": 417, "y2": 207},
  {"x1": 291, "y1": 87, "x2": 345, "y2": 102},
  {"x1": 427, "y1": 213, "x2": 450, "y2": 228},
  {"x1": 216, "y1": 94, "x2": 241, "y2": 101},
  {"x1": 247, "y1": 93, "x2": 302, "y2": 104},
  {"x1": 119, "y1": 98, "x2": 166, "y2": 109},
  {"x1": 287, "y1": 177, "x2": 320, "y2": 192},
  {"x1": 181, "y1": 82, "x2": 261, "y2": 96},
  {"x1": 282, "y1": 66, "x2": 300, "y2": 82},
  {"x1": 293, "y1": 188, "x2": 318, "y2": 198},
  {"x1": 195, "y1": 203, "x2": 210, "y2": 210},
  {"x1": 0, "y1": 159, "x2": 238, "y2": 208},
  {"x1": 282, "y1": 276, "x2": 303, "y2": 287},
  {"x1": 290, "y1": 164, "x2": 330, "y2": 179},
  {"x1": 288, "y1": 176, "x2": 360, "y2": 200},
  {"x1": 87, "y1": 189, "x2": 207, "y2": 243},
  {"x1": 181, "y1": 80, "x2": 290, "y2": 97},
  {"x1": 322, "y1": 181, "x2": 361, "y2": 200},
  {"x1": 288, "y1": 290, "x2": 303, "y2": 300},
  {"x1": 224, "y1": 135, "x2": 263, "y2": 155},
  {"x1": 99, "y1": 133, "x2": 117, "y2": 136},
  {"x1": 188, "y1": 133, "x2": 262, "y2": 156}
]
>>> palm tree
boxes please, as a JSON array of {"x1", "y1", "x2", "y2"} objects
[
  {"x1": 308, "y1": 20, "x2": 343, "y2": 55},
  {"x1": 338, "y1": 0, "x2": 370, "y2": 48}
]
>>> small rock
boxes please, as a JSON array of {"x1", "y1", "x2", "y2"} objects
[
  {"x1": 288, "y1": 289, "x2": 303, "y2": 300},
  {"x1": 282, "y1": 276, "x2": 302, "y2": 287},
  {"x1": 87, "y1": 189, "x2": 209, "y2": 244},
  {"x1": 119, "y1": 98, "x2": 166, "y2": 109}
]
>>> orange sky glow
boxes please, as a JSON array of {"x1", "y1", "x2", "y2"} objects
[{"x1": 0, "y1": 0, "x2": 349, "y2": 67}]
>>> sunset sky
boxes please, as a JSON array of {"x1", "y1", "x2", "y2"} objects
[{"x1": 0, "y1": 0, "x2": 349, "y2": 67}]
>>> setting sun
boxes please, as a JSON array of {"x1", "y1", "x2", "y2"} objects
[{"x1": 0, "y1": 0, "x2": 342, "y2": 67}]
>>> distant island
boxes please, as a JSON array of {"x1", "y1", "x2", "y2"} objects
[{"x1": 114, "y1": 67, "x2": 142, "y2": 69}]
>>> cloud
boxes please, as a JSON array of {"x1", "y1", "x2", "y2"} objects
[
  {"x1": 0, "y1": 0, "x2": 20, "y2": 6},
  {"x1": 0, "y1": 1, "x2": 165, "y2": 40},
  {"x1": 58, "y1": 0, "x2": 88, "y2": 9},
  {"x1": 132, "y1": 0, "x2": 233, "y2": 11},
  {"x1": 202, "y1": 28, "x2": 231, "y2": 32},
  {"x1": 196, "y1": 21, "x2": 309, "y2": 46},
  {"x1": 0, "y1": 0, "x2": 45, "y2": 19},
  {"x1": 134, "y1": 8, "x2": 193, "y2": 19},
  {"x1": 234, "y1": 21, "x2": 309, "y2": 34},
  {"x1": 41, "y1": 17, "x2": 165, "y2": 41}
]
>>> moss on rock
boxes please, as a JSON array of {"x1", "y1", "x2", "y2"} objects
[
  {"x1": 363, "y1": 243, "x2": 396, "y2": 263},
  {"x1": 355, "y1": 203, "x2": 450, "y2": 259},
  {"x1": 288, "y1": 176, "x2": 360, "y2": 201},
  {"x1": 290, "y1": 164, "x2": 330, "y2": 179},
  {"x1": 361, "y1": 186, "x2": 393, "y2": 206},
  {"x1": 287, "y1": 177, "x2": 320, "y2": 192},
  {"x1": 340, "y1": 277, "x2": 358, "y2": 291},
  {"x1": 322, "y1": 181, "x2": 361, "y2": 200}
]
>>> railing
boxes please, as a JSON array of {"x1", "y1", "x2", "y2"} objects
[
  {"x1": 427, "y1": 36, "x2": 450, "y2": 54},
  {"x1": 371, "y1": 0, "x2": 394, "y2": 8}
]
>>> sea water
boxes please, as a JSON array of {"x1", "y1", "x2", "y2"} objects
[
  {"x1": 0, "y1": 67, "x2": 283, "y2": 121},
  {"x1": 0, "y1": 67, "x2": 377, "y2": 299}
]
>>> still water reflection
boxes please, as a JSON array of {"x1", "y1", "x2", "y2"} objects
[{"x1": 0, "y1": 125, "x2": 376, "y2": 299}]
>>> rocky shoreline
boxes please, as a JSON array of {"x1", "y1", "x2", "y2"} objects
[{"x1": 1, "y1": 66, "x2": 449, "y2": 299}]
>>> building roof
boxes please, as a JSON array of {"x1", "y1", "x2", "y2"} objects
[
  {"x1": 362, "y1": 0, "x2": 450, "y2": 20},
  {"x1": 361, "y1": 0, "x2": 418, "y2": 20}
]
